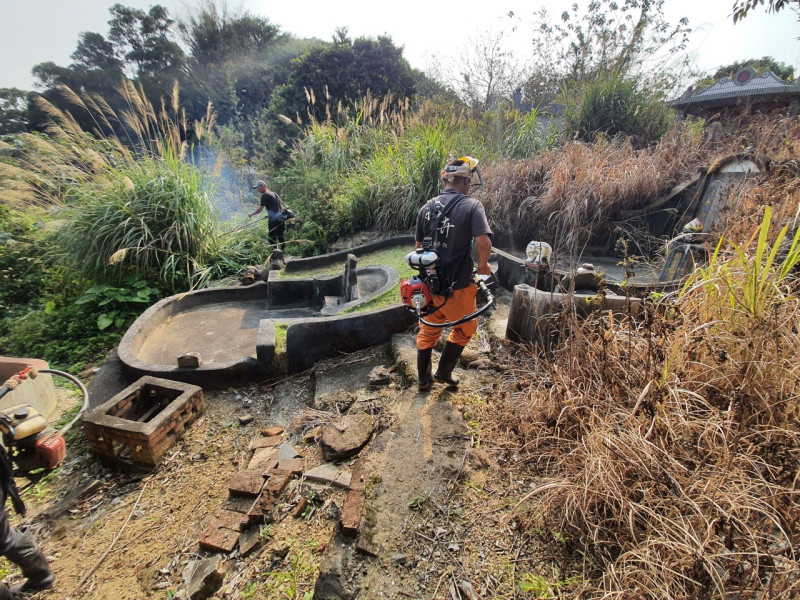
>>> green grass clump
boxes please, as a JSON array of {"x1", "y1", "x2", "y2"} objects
[
  {"x1": 54, "y1": 149, "x2": 219, "y2": 293},
  {"x1": 563, "y1": 76, "x2": 673, "y2": 148}
]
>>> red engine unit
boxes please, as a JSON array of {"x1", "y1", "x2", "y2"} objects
[
  {"x1": 15, "y1": 431, "x2": 66, "y2": 471},
  {"x1": 400, "y1": 276, "x2": 433, "y2": 311}
]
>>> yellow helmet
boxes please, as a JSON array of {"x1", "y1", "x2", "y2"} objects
[{"x1": 442, "y1": 156, "x2": 483, "y2": 186}]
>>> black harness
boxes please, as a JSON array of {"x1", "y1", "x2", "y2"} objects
[{"x1": 418, "y1": 193, "x2": 466, "y2": 297}]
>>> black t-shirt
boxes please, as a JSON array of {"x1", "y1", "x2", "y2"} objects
[
  {"x1": 414, "y1": 189, "x2": 492, "y2": 289},
  {"x1": 260, "y1": 191, "x2": 282, "y2": 215}
]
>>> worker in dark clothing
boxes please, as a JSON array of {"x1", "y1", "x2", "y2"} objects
[
  {"x1": 414, "y1": 156, "x2": 492, "y2": 390},
  {"x1": 0, "y1": 440, "x2": 55, "y2": 598},
  {"x1": 249, "y1": 179, "x2": 286, "y2": 251}
]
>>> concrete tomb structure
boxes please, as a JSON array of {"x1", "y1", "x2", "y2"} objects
[{"x1": 118, "y1": 238, "x2": 414, "y2": 388}]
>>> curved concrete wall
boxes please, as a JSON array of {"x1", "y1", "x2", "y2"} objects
[
  {"x1": 284, "y1": 235, "x2": 414, "y2": 273},
  {"x1": 118, "y1": 283, "x2": 271, "y2": 388},
  {"x1": 118, "y1": 266, "x2": 411, "y2": 388},
  {"x1": 320, "y1": 266, "x2": 398, "y2": 315},
  {"x1": 286, "y1": 304, "x2": 417, "y2": 372}
]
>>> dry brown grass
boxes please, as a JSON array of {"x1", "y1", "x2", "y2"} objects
[
  {"x1": 479, "y1": 125, "x2": 708, "y2": 253},
  {"x1": 481, "y1": 119, "x2": 800, "y2": 599},
  {"x1": 478, "y1": 111, "x2": 800, "y2": 261}
]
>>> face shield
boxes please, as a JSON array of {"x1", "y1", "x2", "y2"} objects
[{"x1": 442, "y1": 156, "x2": 483, "y2": 187}]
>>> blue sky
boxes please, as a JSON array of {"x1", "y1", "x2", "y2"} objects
[{"x1": 1, "y1": 0, "x2": 798, "y2": 90}]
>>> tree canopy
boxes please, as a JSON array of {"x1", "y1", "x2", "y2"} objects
[
  {"x1": 271, "y1": 31, "x2": 416, "y2": 125},
  {"x1": 732, "y1": 0, "x2": 800, "y2": 22}
]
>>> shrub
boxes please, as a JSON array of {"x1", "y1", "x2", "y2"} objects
[
  {"x1": 53, "y1": 150, "x2": 220, "y2": 292},
  {"x1": 563, "y1": 77, "x2": 673, "y2": 148},
  {"x1": 0, "y1": 273, "x2": 122, "y2": 372},
  {"x1": 500, "y1": 107, "x2": 560, "y2": 159}
]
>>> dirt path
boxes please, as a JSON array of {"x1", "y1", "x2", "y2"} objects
[{"x1": 9, "y1": 292, "x2": 524, "y2": 600}]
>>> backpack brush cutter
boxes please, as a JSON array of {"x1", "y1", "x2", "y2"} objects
[
  {"x1": 0, "y1": 366, "x2": 89, "y2": 476},
  {"x1": 400, "y1": 244, "x2": 495, "y2": 328}
]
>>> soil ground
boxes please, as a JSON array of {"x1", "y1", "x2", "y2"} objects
[{"x1": 7, "y1": 286, "x2": 549, "y2": 600}]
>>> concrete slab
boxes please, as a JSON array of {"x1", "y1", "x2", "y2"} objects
[{"x1": 304, "y1": 464, "x2": 352, "y2": 489}]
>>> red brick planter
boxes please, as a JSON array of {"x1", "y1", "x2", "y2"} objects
[{"x1": 82, "y1": 376, "x2": 204, "y2": 468}]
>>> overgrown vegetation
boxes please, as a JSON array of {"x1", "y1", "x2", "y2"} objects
[
  {"x1": 0, "y1": 82, "x2": 265, "y2": 368},
  {"x1": 563, "y1": 77, "x2": 674, "y2": 147},
  {"x1": 479, "y1": 145, "x2": 800, "y2": 598},
  {"x1": 1, "y1": 3, "x2": 799, "y2": 597}
]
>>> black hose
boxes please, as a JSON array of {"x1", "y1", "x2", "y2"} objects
[
  {"x1": 38, "y1": 369, "x2": 89, "y2": 435},
  {"x1": 419, "y1": 279, "x2": 496, "y2": 329}
]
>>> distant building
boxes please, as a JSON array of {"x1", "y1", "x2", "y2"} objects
[{"x1": 670, "y1": 67, "x2": 800, "y2": 119}]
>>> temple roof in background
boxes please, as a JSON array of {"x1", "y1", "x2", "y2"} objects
[{"x1": 671, "y1": 67, "x2": 800, "y2": 113}]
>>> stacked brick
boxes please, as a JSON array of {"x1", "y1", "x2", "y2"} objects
[
  {"x1": 197, "y1": 423, "x2": 375, "y2": 557},
  {"x1": 197, "y1": 427, "x2": 305, "y2": 554}
]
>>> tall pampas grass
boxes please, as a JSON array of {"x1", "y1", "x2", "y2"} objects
[{"x1": 0, "y1": 80, "x2": 220, "y2": 291}]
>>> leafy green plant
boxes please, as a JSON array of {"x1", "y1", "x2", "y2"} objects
[
  {"x1": 408, "y1": 493, "x2": 428, "y2": 510},
  {"x1": 24, "y1": 470, "x2": 59, "y2": 503},
  {"x1": 264, "y1": 538, "x2": 317, "y2": 599},
  {"x1": 0, "y1": 236, "x2": 47, "y2": 314},
  {"x1": 682, "y1": 205, "x2": 800, "y2": 324},
  {"x1": 501, "y1": 107, "x2": 560, "y2": 159},
  {"x1": 240, "y1": 582, "x2": 259, "y2": 599},
  {"x1": 76, "y1": 277, "x2": 161, "y2": 330},
  {"x1": 0, "y1": 291, "x2": 123, "y2": 372},
  {"x1": 518, "y1": 571, "x2": 581, "y2": 598}
]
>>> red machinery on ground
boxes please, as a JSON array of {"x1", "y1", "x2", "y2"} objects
[{"x1": 0, "y1": 366, "x2": 86, "y2": 473}]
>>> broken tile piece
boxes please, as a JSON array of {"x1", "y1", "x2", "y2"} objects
[
  {"x1": 291, "y1": 497, "x2": 310, "y2": 519},
  {"x1": 276, "y1": 444, "x2": 301, "y2": 460},
  {"x1": 216, "y1": 509, "x2": 247, "y2": 532},
  {"x1": 228, "y1": 470, "x2": 266, "y2": 496},
  {"x1": 340, "y1": 490, "x2": 365, "y2": 537},
  {"x1": 257, "y1": 459, "x2": 279, "y2": 477},
  {"x1": 355, "y1": 532, "x2": 378, "y2": 557},
  {"x1": 198, "y1": 519, "x2": 239, "y2": 553},
  {"x1": 241, "y1": 492, "x2": 276, "y2": 529},
  {"x1": 248, "y1": 447, "x2": 278, "y2": 470},
  {"x1": 276, "y1": 458, "x2": 303, "y2": 475},
  {"x1": 183, "y1": 555, "x2": 223, "y2": 600},
  {"x1": 264, "y1": 470, "x2": 291, "y2": 496},
  {"x1": 248, "y1": 435, "x2": 283, "y2": 451},
  {"x1": 238, "y1": 527, "x2": 262, "y2": 557},
  {"x1": 319, "y1": 413, "x2": 374, "y2": 461},
  {"x1": 225, "y1": 494, "x2": 254, "y2": 514},
  {"x1": 303, "y1": 463, "x2": 352, "y2": 489}
]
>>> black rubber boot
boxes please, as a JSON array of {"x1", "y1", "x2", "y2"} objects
[
  {"x1": 7, "y1": 533, "x2": 55, "y2": 595},
  {"x1": 417, "y1": 348, "x2": 433, "y2": 390},
  {"x1": 434, "y1": 342, "x2": 465, "y2": 387}
]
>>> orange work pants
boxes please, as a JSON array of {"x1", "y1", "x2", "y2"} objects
[{"x1": 416, "y1": 284, "x2": 478, "y2": 350}]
